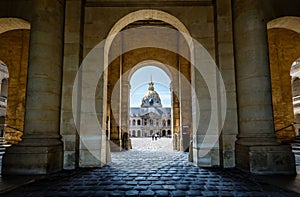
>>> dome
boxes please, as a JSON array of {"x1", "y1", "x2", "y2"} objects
[{"x1": 141, "y1": 80, "x2": 162, "y2": 108}]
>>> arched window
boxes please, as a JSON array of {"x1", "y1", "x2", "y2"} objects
[
  {"x1": 1, "y1": 78, "x2": 8, "y2": 98},
  {"x1": 137, "y1": 119, "x2": 141, "y2": 125},
  {"x1": 162, "y1": 119, "x2": 166, "y2": 126},
  {"x1": 167, "y1": 130, "x2": 171, "y2": 136},
  {"x1": 132, "y1": 130, "x2": 136, "y2": 137},
  {"x1": 150, "y1": 119, "x2": 153, "y2": 125},
  {"x1": 167, "y1": 119, "x2": 171, "y2": 126},
  {"x1": 133, "y1": 119, "x2": 136, "y2": 126}
]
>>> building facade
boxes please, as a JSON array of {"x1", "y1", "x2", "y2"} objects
[
  {"x1": 291, "y1": 59, "x2": 300, "y2": 134},
  {"x1": 0, "y1": 61, "x2": 8, "y2": 133},
  {"x1": 129, "y1": 80, "x2": 171, "y2": 138}
]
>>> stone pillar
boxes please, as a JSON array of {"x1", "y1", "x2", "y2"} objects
[
  {"x1": 120, "y1": 80, "x2": 130, "y2": 150},
  {"x1": 179, "y1": 57, "x2": 192, "y2": 152},
  {"x1": 171, "y1": 81, "x2": 180, "y2": 151},
  {"x1": 3, "y1": 0, "x2": 64, "y2": 175},
  {"x1": 216, "y1": 0, "x2": 238, "y2": 168},
  {"x1": 108, "y1": 34, "x2": 122, "y2": 151},
  {"x1": 233, "y1": 0, "x2": 296, "y2": 174},
  {"x1": 60, "y1": 0, "x2": 83, "y2": 170},
  {"x1": 109, "y1": 76, "x2": 121, "y2": 151}
]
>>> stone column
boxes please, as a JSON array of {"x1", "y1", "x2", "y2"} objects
[
  {"x1": 60, "y1": 0, "x2": 83, "y2": 170},
  {"x1": 109, "y1": 74, "x2": 121, "y2": 151},
  {"x1": 3, "y1": 0, "x2": 64, "y2": 175},
  {"x1": 179, "y1": 57, "x2": 192, "y2": 152},
  {"x1": 170, "y1": 81, "x2": 180, "y2": 151},
  {"x1": 233, "y1": 0, "x2": 295, "y2": 174},
  {"x1": 120, "y1": 80, "x2": 130, "y2": 149},
  {"x1": 216, "y1": 0, "x2": 238, "y2": 168}
]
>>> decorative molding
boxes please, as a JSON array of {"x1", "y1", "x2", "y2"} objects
[{"x1": 85, "y1": 0, "x2": 213, "y2": 7}]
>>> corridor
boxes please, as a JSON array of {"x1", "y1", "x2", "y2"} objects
[{"x1": 3, "y1": 138, "x2": 299, "y2": 197}]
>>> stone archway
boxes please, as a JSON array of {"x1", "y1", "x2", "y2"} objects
[
  {"x1": 107, "y1": 47, "x2": 192, "y2": 153},
  {"x1": 127, "y1": 62, "x2": 173, "y2": 148},
  {"x1": 74, "y1": 8, "x2": 227, "y2": 168},
  {"x1": 267, "y1": 16, "x2": 300, "y2": 144},
  {"x1": 0, "y1": 18, "x2": 30, "y2": 145},
  {"x1": 102, "y1": 10, "x2": 194, "y2": 155},
  {"x1": 101, "y1": 9, "x2": 224, "y2": 167}
]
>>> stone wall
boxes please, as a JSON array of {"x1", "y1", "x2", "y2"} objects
[
  {"x1": 268, "y1": 28, "x2": 300, "y2": 143},
  {"x1": 0, "y1": 29, "x2": 29, "y2": 144}
]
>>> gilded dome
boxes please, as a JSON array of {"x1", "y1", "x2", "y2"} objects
[{"x1": 141, "y1": 80, "x2": 162, "y2": 108}]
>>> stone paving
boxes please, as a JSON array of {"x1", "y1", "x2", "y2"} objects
[
  {"x1": 130, "y1": 137, "x2": 173, "y2": 152},
  {"x1": 3, "y1": 138, "x2": 300, "y2": 197}
]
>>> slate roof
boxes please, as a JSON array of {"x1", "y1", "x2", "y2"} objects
[{"x1": 130, "y1": 107, "x2": 171, "y2": 117}]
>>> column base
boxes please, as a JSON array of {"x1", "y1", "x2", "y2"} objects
[
  {"x1": 236, "y1": 143, "x2": 296, "y2": 175},
  {"x1": 3, "y1": 143, "x2": 62, "y2": 175},
  {"x1": 110, "y1": 139, "x2": 122, "y2": 152},
  {"x1": 193, "y1": 147, "x2": 220, "y2": 167}
]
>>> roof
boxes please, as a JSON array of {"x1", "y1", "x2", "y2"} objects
[{"x1": 130, "y1": 107, "x2": 171, "y2": 117}]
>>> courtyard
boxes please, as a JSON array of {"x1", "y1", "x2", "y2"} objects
[{"x1": 2, "y1": 138, "x2": 300, "y2": 196}]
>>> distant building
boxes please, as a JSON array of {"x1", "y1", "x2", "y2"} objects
[
  {"x1": 290, "y1": 59, "x2": 300, "y2": 135},
  {"x1": 0, "y1": 61, "x2": 8, "y2": 133},
  {"x1": 129, "y1": 80, "x2": 171, "y2": 137}
]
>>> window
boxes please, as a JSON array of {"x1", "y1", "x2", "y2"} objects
[{"x1": 167, "y1": 119, "x2": 171, "y2": 126}]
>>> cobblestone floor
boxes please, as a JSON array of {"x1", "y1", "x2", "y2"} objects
[{"x1": 3, "y1": 138, "x2": 300, "y2": 197}]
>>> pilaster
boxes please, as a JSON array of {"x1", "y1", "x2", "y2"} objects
[{"x1": 60, "y1": 0, "x2": 84, "y2": 170}]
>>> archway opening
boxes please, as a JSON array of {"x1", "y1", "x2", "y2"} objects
[
  {"x1": 76, "y1": 9, "x2": 226, "y2": 168},
  {"x1": 104, "y1": 10, "x2": 193, "y2": 157},
  {"x1": 128, "y1": 65, "x2": 173, "y2": 151},
  {"x1": 267, "y1": 16, "x2": 300, "y2": 172},
  {"x1": 291, "y1": 59, "x2": 300, "y2": 136},
  {"x1": 107, "y1": 46, "x2": 192, "y2": 154},
  {"x1": 0, "y1": 18, "x2": 30, "y2": 145}
]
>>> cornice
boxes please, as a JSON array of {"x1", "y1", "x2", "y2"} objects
[{"x1": 85, "y1": 0, "x2": 212, "y2": 7}]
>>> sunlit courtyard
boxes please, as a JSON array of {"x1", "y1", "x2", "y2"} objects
[{"x1": 130, "y1": 137, "x2": 173, "y2": 152}]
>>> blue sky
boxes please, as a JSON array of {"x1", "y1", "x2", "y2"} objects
[{"x1": 130, "y1": 66, "x2": 171, "y2": 107}]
